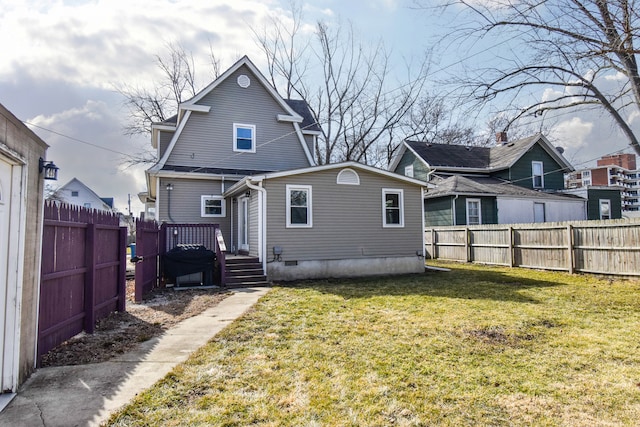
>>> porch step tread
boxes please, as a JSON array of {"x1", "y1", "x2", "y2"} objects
[
  {"x1": 227, "y1": 268, "x2": 263, "y2": 275},
  {"x1": 226, "y1": 273, "x2": 267, "y2": 279},
  {"x1": 226, "y1": 280, "x2": 271, "y2": 286}
]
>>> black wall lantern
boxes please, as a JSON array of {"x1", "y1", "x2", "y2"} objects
[{"x1": 39, "y1": 157, "x2": 59, "y2": 181}]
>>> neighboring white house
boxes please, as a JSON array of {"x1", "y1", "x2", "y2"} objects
[{"x1": 52, "y1": 177, "x2": 115, "y2": 211}]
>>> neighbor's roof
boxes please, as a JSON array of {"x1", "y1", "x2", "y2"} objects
[
  {"x1": 425, "y1": 175, "x2": 584, "y2": 201},
  {"x1": 400, "y1": 134, "x2": 573, "y2": 173}
]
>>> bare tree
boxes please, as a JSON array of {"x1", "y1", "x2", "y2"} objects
[
  {"x1": 425, "y1": 0, "x2": 640, "y2": 155},
  {"x1": 403, "y1": 95, "x2": 476, "y2": 145},
  {"x1": 116, "y1": 42, "x2": 224, "y2": 165},
  {"x1": 253, "y1": 4, "x2": 430, "y2": 167}
]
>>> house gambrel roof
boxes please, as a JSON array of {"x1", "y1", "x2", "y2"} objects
[
  {"x1": 425, "y1": 175, "x2": 583, "y2": 201},
  {"x1": 390, "y1": 133, "x2": 574, "y2": 174},
  {"x1": 148, "y1": 55, "x2": 317, "y2": 175}
]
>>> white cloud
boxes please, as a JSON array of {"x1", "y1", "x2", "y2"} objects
[
  {"x1": 0, "y1": 0, "x2": 277, "y2": 89},
  {"x1": 551, "y1": 116, "x2": 593, "y2": 150}
]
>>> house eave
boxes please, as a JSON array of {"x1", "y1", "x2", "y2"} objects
[{"x1": 277, "y1": 114, "x2": 303, "y2": 123}]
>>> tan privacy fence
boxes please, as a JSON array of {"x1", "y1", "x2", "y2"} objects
[{"x1": 425, "y1": 219, "x2": 640, "y2": 276}]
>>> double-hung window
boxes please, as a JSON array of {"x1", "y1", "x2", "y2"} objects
[
  {"x1": 382, "y1": 189, "x2": 404, "y2": 227},
  {"x1": 201, "y1": 195, "x2": 225, "y2": 217},
  {"x1": 286, "y1": 185, "x2": 312, "y2": 227},
  {"x1": 532, "y1": 161, "x2": 544, "y2": 189},
  {"x1": 466, "y1": 199, "x2": 481, "y2": 225},
  {"x1": 233, "y1": 123, "x2": 256, "y2": 153}
]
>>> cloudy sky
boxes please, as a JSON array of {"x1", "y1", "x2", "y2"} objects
[{"x1": 0, "y1": 0, "x2": 635, "y2": 215}]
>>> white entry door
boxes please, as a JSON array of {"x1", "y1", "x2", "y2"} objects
[
  {"x1": 238, "y1": 197, "x2": 249, "y2": 253},
  {"x1": 0, "y1": 158, "x2": 16, "y2": 393}
]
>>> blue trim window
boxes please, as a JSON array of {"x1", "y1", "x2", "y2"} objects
[{"x1": 233, "y1": 123, "x2": 256, "y2": 153}]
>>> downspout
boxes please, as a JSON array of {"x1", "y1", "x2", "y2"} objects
[
  {"x1": 245, "y1": 179, "x2": 267, "y2": 276},
  {"x1": 452, "y1": 194, "x2": 459, "y2": 226}
]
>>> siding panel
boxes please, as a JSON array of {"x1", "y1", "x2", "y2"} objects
[
  {"x1": 265, "y1": 168, "x2": 424, "y2": 262},
  {"x1": 157, "y1": 178, "x2": 232, "y2": 244},
  {"x1": 166, "y1": 64, "x2": 312, "y2": 172}
]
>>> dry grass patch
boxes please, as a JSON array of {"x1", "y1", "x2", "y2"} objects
[{"x1": 107, "y1": 262, "x2": 640, "y2": 426}]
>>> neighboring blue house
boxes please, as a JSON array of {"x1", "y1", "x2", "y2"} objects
[
  {"x1": 140, "y1": 56, "x2": 428, "y2": 281},
  {"x1": 390, "y1": 133, "x2": 621, "y2": 225}
]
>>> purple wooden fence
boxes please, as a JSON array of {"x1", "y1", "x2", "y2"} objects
[
  {"x1": 38, "y1": 201, "x2": 127, "y2": 363},
  {"x1": 134, "y1": 218, "x2": 160, "y2": 302},
  {"x1": 133, "y1": 223, "x2": 227, "y2": 300}
]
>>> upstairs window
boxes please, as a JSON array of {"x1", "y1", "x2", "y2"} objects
[
  {"x1": 201, "y1": 195, "x2": 225, "y2": 217},
  {"x1": 71, "y1": 191, "x2": 79, "y2": 197},
  {"x1": 382, "y1": 189, "x2": 404, "y2": 227},
  {"x1": 233, "y1": 123, "x2": 256, "y2": 153},
  {"x1": 466, "y1": 199, "x2": 481, "y2": 225},
  {"x1": 532, "y1": 161, "x2": 544, "y2": 188},
  {"x1": 286, "y1": 185, "x2": 312, "y2": 227}
]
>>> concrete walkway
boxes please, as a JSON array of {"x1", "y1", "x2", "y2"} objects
[{"x1": 0, "y1": 286, "x2": 271, "y2": 427}]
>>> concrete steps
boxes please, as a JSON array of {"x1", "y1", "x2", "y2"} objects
[{"x1": 225, "y1": 256, "x2": 270, "y2": 287}]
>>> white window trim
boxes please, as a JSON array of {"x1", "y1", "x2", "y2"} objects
[
  {"x1": 599, "y1": 199, "x2": 611, "y2": 220},
  {"x1": 201, "y1": 195, "x2": 226, "y2": 217},
  {"x1": 466, "y1": 198, "x2": 481, "y2": 225},
  {"x1": 233, "y1": 123, "x2": 256, "y2": 153},
  {"x1": 404, "y1": 165, "x2": 414, "y2": 178},
  {"x1": 532, "y1": 161, "x2": 544, "y2": 189},
  {"x1": 382, "y1": 188, "x2": 404, "y2": 228},
  {"x1": 286, "y1": 185, "x2": 312, "y2": 228}
]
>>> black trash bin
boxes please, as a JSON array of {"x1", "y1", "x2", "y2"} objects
[{"x1": 163, "y1": 244, "x2": 216, "y2": 287}]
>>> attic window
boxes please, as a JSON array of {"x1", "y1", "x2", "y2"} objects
[
  {"x1": 237, "y1": 75, "x2": 251, "y2": 88},
  {"x1": 336, "y1": 168, "x2": 360, "y2": 185},
  {"x1": 72, "y1": 191, "x2": 79, "y2": 197}
]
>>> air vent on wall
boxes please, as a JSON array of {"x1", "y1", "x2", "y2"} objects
[{"x1": 237, "y1": 74, "x2": 250, "y2": 88}]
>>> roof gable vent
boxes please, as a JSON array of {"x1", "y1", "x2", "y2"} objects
[
  {"x1": 237, "y1": 74, "x2": 251, "y2": 88},
  {"x1": 337, "y1": 168, "x2": 360, "y2": 185}
]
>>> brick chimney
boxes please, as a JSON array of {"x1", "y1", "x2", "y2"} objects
[{"x1": 496, "y1": 132, "x2": 508, "y2": 145}]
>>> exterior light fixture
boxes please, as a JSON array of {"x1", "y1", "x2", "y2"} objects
[
  {"x1": 39, "y1": 157, "x2": 59, "y2": 180},
  {"x1": 166, "y1": 183, "x2": 174, "y2": 191}
]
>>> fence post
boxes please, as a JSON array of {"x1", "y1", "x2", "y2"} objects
[
  {"x1": 508, "y1": 226, "x2": 514, "y2": 267},
  {"x1": 118, "y1": 226, "x2": 127, "y2": 312},
  {"x1": 567, "y1": 224, "x2": 574, "y2": 274},
  {"x1": 84, "y1": 223, "x2": 96, "y2": 333},
  {"x1": 465, "y1": 227, "x2": 470, "y2": 262},
  {"x1": 431, "y1": 228, "x2": 435, "y2": 260}
]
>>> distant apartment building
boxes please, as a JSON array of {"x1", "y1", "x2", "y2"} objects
[{"x1": 565, "y1": 153, "x2": 639, "y2": 212}]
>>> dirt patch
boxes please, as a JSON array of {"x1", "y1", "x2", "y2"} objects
[{"x1": 40, "y1": 281, "x2": 231, "y2": 367}]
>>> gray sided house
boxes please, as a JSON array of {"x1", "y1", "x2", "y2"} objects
[
  {"x1": 224, "y1": 162, "x2": 427, "y2": 280},
  {"x1": 0, "y1": 102, "x2": 48, "y2": 401},
  {"x1": 390, "y1": 133, "x2": 615, "y2": 225},
  {"x1": 141, "y1": 55, "x2": 320, "y2": 245},
  {"x1": 141, "y1": 56, "x2": 425, "y2": 280}
]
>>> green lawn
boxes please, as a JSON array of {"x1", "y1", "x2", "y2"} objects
[{"x1": 107, "y1": 262, "x2": 640, "y2": 426}]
